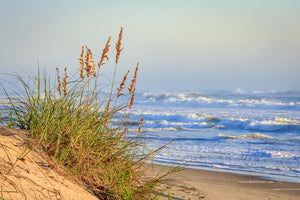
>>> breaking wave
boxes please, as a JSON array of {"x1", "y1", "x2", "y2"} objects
[
  {"x1": 141, "y1": 91, "x2": 300, "y2": 110},
  {"x1": 218, "y1": 133, "x2": 274, "y2": 139}
]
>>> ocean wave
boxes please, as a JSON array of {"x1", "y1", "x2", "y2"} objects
[
  {"x1": 247, "y1": 118, "x2": 300, "y2": 132},
  {"x1": 133, "y1": 108, "x2": 300, "y2": 132},
  {"x1": 251, "y1": 117, "x2": 300, "y2": 125},
  {"x1": 141, "y1": 91, "x2": 300, "y2": 110},
  {"x1": 142, "y1": 127, "x2": 192, "y2": 132},
  {"x1": 266, "y1": 151, "x2": 300, "y2": 159},
  {"x1": 218, "y1": 133, "x2": 274, "y2": 140}
]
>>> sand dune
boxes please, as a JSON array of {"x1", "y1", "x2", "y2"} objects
[{"x1": 0, "y1": 127, "x2": 98, "y2": 200}]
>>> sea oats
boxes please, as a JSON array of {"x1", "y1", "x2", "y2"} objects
[
  {"x1": 56, "y1": 67, "x2": 62, "y2": 96},
  {"x1": 117, "y1": 70, "x2": 129, "y2": 98},
  {"x1": 63, "y1": 67, "x2": 68, "y2": 96},
  {"x1": 115, "y1": 26, "x2": 123, "y2": 64},
  {"x1": 98, "y1": 37, "x2": 111, "y2": 69}
]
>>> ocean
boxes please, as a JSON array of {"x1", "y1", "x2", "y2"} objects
[
  {"x1": 1, "y1": 88, "x2": 300, "y2": 183},
  {"x1": 127, "y1": 89, "x2": 300, "y2": 183}
]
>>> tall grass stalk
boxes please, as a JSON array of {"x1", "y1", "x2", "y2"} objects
[{"x1": 0, "y1": 27, "x2": 179, "y2": 199}]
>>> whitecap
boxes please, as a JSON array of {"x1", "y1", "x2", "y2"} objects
[
  {"x1": 251, "y1": 117, "x2": 300, "y2": 126},
  {"x1": 234, "y1": 88, "x2": 245, "y2": 93},
  {"x1": 218, "y1": 133, "x2": 274, "y2": 140},
  {"x1": 266, "y1": 151, "x2": 299, "y2": 159}
]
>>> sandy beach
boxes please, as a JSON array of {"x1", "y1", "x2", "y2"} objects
[
  {"x1": 1, "y1": 126, "x2": 300, "y2": 200},
  {"x1": 149, "y1": 164, "x2": 300, "y2": 200},
  {"x1": 0, "y1": 127, "x2": 98, "y2": 200}
]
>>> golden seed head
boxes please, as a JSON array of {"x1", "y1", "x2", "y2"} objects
[
  {"x1": 63, "y1": 67, "x2": 68, "y2": 96},
  {"x1": 137, "y1": 116, "x2": 144, "y2": 138},
  {"x1": 56, "y1": 67, "x2": 62, "y2": 96},
  {"x1": 84, "y1": 46, "x2": 96, "y2": 78},
  {"x1": 128, "y1": 63, "x2": 139, "y2": 93},
  {"x1": 129, "y1": 87, "x2": 135, "y2": 109},
  {"x1": 117, "y1": 70, "x2": 129, "y2": 97},
  {"x1": 98, "y1": 37, "x2": 111, "y2": 68},
  {"x1": 115, "y1": 26, "x2": 123, "y2": 64},
  {"x1": 78, "y1": 46, "x2": 85, "y2": 80}
]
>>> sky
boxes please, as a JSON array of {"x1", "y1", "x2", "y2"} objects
[{"x1": 0, "y1": 0, "x2": 299, "y2": 91}]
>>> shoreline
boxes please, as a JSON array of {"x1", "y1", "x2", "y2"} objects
[
  {"x1": 148, "y1": 164, "x2": 300, "y2": 200},
  {"x1": 162, "y1": 163, "x2": 300, "y2": 184}
]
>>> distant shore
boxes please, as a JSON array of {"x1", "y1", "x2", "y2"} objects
[{"x1": 148, "y1": 164, "x2": 300, "y2": 200}]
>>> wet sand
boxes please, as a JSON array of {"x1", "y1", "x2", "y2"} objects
[{"x1": 148, "y1": 164, "x2": 300, "y2": 200}]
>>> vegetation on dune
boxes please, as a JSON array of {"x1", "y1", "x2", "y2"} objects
[{"x1": 0, "y1": 27, "x2": 180, "y2": 200}]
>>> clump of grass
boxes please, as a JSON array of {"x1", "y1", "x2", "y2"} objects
[{"x1": 0, "y1": 27, "x2": 178, "y2": 199}]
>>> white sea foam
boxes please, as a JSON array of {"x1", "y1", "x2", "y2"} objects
[
  {"x1": 132, "y1": 106, "x2": 300, "y2": 133},
  {"x1": 218, "y1": 133, "x2": 274, "y2": 140},
  {"x1": 235, "y1": 88, "x2": 246, "y2": 94},
  {"x1": 266, "y1": 151, "x2": 299, "y2": 159},
  {"x1": 143, "y1": 127, "x2": 191, "y2": 132},
  {"x1": 268, "y1": 117, "x2": 300, "y2": 125},
  {"x1": 141, "y1": 91, "x2": 299, "y2": 110}
]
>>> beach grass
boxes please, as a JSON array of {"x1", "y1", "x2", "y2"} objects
[{"x1": 0, "y1": 27, "x2": 178, "y2": 199}]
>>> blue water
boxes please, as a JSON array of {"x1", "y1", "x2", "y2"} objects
[
  {"x1": 127, "y1": 89, "x2": 300, "y2": 183},
  {"x1": 1, "y1": 88, "x2": 300, "y2": 183}
]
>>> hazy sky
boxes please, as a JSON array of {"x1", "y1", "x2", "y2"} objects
[{"x1": 0, "y1": 0, "x2": 299, "y2": 91}]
